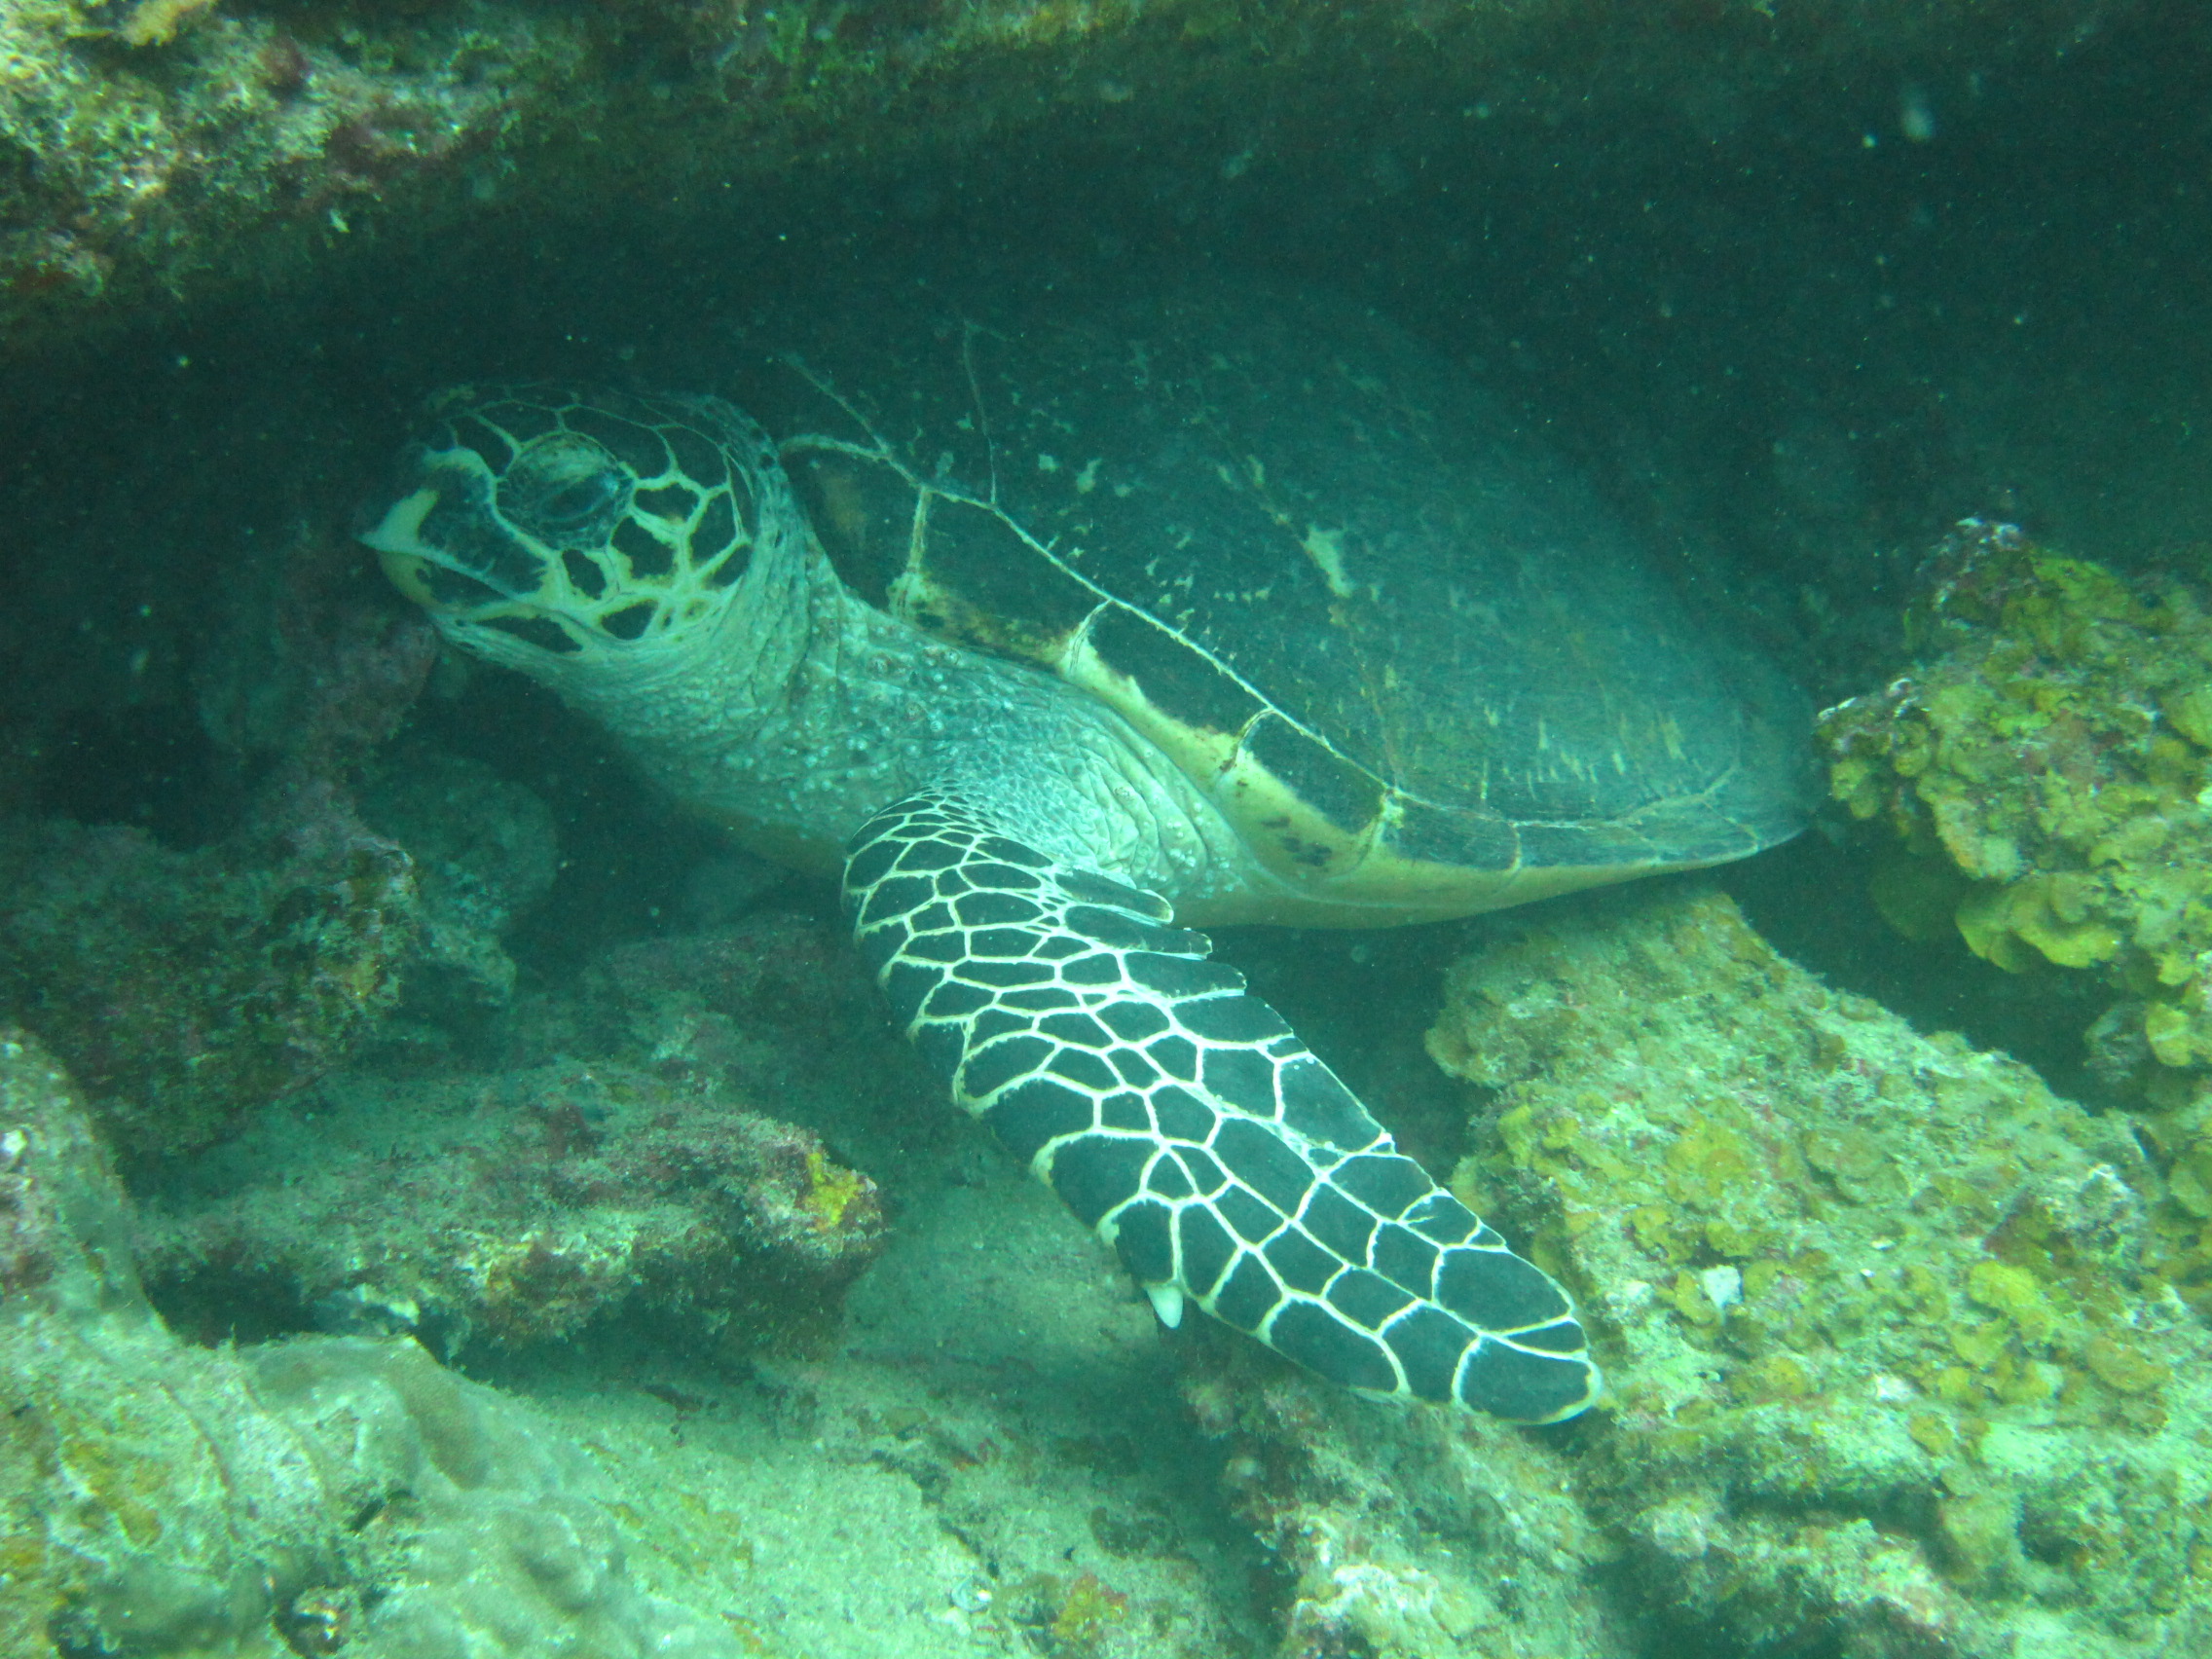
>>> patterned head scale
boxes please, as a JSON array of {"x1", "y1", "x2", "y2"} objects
[{"x1": 360, "y1": 385, "x2": 788, "y2": 682}]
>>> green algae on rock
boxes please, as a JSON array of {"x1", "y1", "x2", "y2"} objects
[
  {"x1": 1419, "y1": 885, "x2": 2212, "y2": 1655},
  {"x1": 1820, "y1": 521, "x2": 2212, "y2": 1097},
  {"x1": 1182, "y1": 882, "x2": 2212, "y2": 1656}
]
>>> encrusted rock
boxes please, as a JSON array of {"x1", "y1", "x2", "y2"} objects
[
  {"x1": 0, "y1": 1026, "x2": 760, "y2": 1658},
  {"x1": 1427, "y1": 884, "x2": 2212, "y2": 1656},
  {"x1": 1187, "y1": 886, "x2": 2212, "y2": 1658},
  {"x1": 1820, "y1": 522, "x2": 2212, "y2": 1099},
  {"x1": 0, "y1": 795, "x2": 420, "y2": 1161},
  {"x1": 357, "y1": 746, "x2": 560, "y2": 1015},
  {"x1": 136, "y1": 1056, "x2": 884, "y2": 1357}
]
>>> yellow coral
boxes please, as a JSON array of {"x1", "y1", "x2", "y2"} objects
[
  {"x1": 1662, "y1": 1122, "x2": 1756, "y2": 1207},
  {"x1": 1818, "y1": 527, "x2": 2212, "y2": 1086},
  {"x1": 1965, "y1": 1259, "x2": 2054, "y2": 1343},
  {"x1": 2083, "y1": 1336, "x2": 2169, "y2": 1396},
  {"x1": 1049, "y1": 1571, "x2": 1129, "y2": 1647},
  {"x1": 118, "y1": 0, "x2": 218, "y2": 47},
  {"x1": 1907, "y1": 1411, "x2": 1955, "y2": 1457},
  {"x1": 2145, "y1": 999, "x2": 2212, "y2": 1069},
  {"x1": 1951, "y1": 1318, "x2": 2009, "y2": 1370},
  {"x1": 798, "y1": 1147, "x2": 864, "y2": 1232},
  {"x1": 2162, "y1": 684, "x2": 2212, "y2": 749}
]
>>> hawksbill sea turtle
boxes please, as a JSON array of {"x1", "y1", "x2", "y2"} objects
[{"x1": 360, "y1": 283, "x2": 1808, "y2": 1423}]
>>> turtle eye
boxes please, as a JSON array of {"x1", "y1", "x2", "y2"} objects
[
  {"x1": 532, "y1": 473, "x2": 624, "y2": 526},
  {"x1": 498, "y1": 433, "x2": 632, "y2": 542}
]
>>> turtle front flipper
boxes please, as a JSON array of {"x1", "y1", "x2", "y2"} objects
[{"x1": 843, "y1": 791, "x2": 1602, "y2": 1424}]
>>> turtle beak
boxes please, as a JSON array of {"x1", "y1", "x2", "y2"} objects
[
  {"x1": 359, "y1": 485, "x2": 447, "y2": 606},
  {"x1": 361, "y1": 481, "x2": 514, "y2": 616}
]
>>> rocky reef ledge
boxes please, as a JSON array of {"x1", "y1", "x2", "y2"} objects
[{"x1": 0, "y1": 0, "x2": 2142, "y2": 356}]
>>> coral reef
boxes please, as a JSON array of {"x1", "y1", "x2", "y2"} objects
[
  {"x1": 93, "y1": 898, "x2": 1274, "y2": 1655},
  {"x1": 0, "y1": 0, "x2": 537, "y2": 346},
  {"x1": 1418, "y1": 884, "x2": 2212, "y2": 1656},
  {"x1": 124, "y1": 916, "x2": 896, "y2": 1366},
  {"x1": 0, "y1": 497, "x2": 450, "y2": 1161},
  {"x1": 0, "y1": 791, "x2": 421, "y2": 1162},
  {"x1": 135, "y1": 1053, "x2": 885, "y2": 1357},
  {"x1": 1818, "y1": 524, "x2": 2212, "y2": 1323},
  {"x1": 0, "y1": 1026, "x2": 759, "y2": 1658},
  {"x1": 193, "y1": 524, "x2": 443, "y2": 781},
  {"x1": 1822, "y1": 521, "x2": 2212, "y2": 1098}
]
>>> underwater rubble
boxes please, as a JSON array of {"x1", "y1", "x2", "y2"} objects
[
  {"x1": 21, "y1": 860, "x2": 2212, "y2": 1654},
  {"x1": 0, "y1": 540, "x2": 448, "y2": 1165},
  {"x1": 4, "y1": 986, "x2": 1270, "y2": 1657},
  {"x1": 354, "y1": 745, "x2": 559, "y2": 1022},
  {"x1": 1183, "y1": 1356, "x2": 1634, "y2": 1659}
]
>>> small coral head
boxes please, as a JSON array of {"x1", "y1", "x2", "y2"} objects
[{"x1": 361, "y1": 384, "x2": 778, "y2": 682}]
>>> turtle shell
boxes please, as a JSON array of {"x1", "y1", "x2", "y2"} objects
[{"x1": 734, "y1": 284, "x2": 1808, "y2": 924}]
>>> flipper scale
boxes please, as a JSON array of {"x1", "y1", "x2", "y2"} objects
[{"x1": 845, "y1": 789, "x2": 1602, "y2": 1424}]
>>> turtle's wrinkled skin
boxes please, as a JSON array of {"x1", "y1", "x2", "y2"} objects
[{"x1": 363, "y1": 285, "x2": 1808, "y2": 1423}]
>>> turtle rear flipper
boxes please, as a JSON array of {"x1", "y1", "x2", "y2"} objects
[{"x1": 844, "y1": 791, "x2": 1603, "y2": 1424}]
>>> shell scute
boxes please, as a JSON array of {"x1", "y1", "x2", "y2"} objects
[
  {"x1": 791, "y1": 449, "x2": 915, "y2": 608},
  {"x1": 723, "y1": 284, "x2": 1809, "y2": 916}
]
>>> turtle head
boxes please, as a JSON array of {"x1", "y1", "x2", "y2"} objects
[{"x1": 362, "y1": 385, "x2": 786, "y2": 685}]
